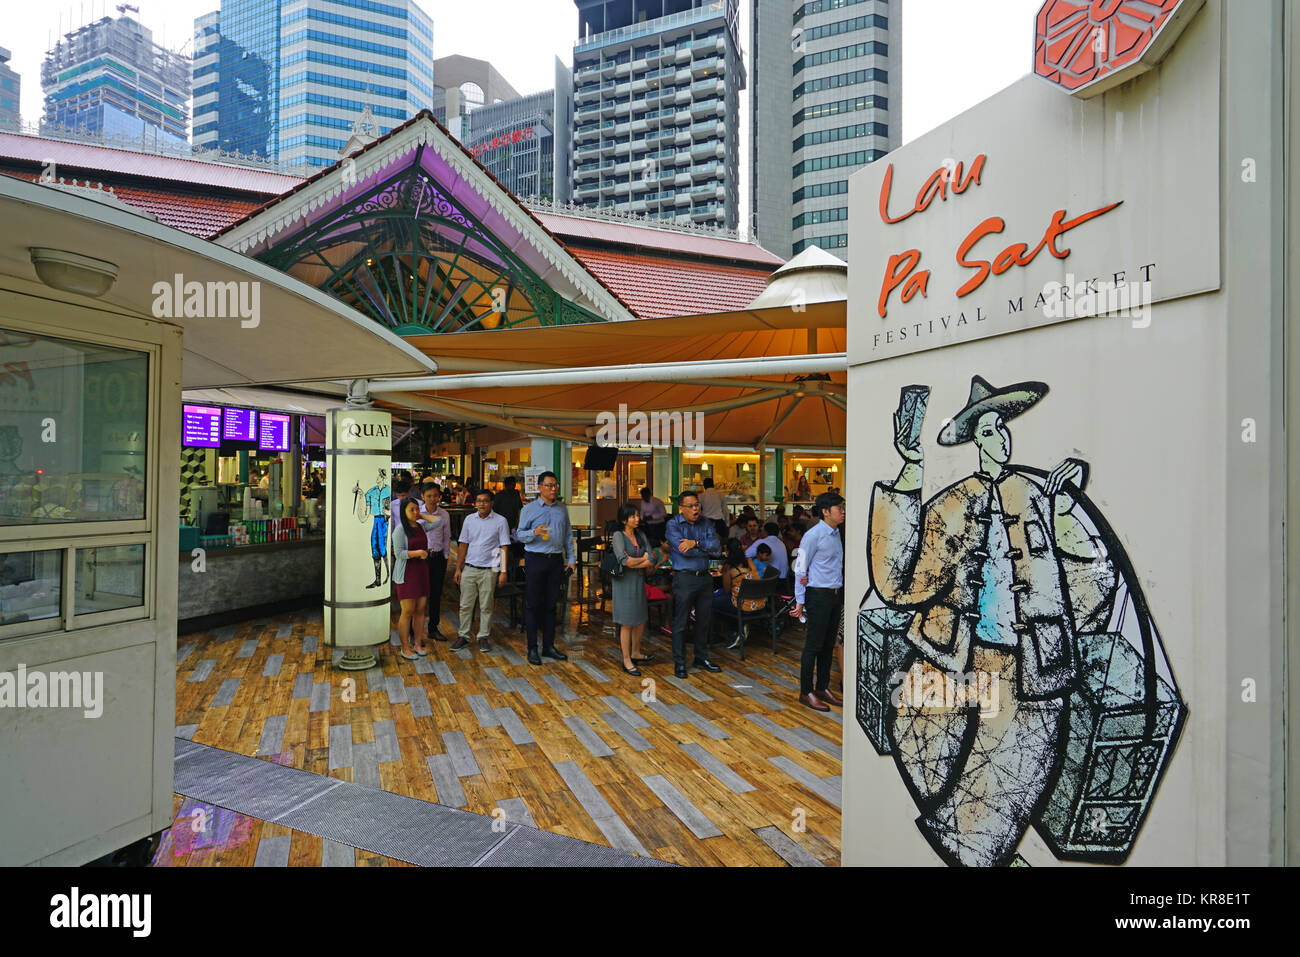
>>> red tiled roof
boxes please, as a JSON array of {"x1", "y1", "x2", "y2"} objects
[
  {"x1": 569, "y1": 248, "x2": 772, "y2": 319},
  {"x1": 98, "y1": 184, "x2": 266, "y2": 238},
  {"x1": 0, "y1": 132, "x2": 302, "y2": 194},
  {"x1": 2, "y1": 173, "x2": 269, "y2": 239},
  {"x1": 534, "y1": 212, "x2": 784, "y2": 268}
]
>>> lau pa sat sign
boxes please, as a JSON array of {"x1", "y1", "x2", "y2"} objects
[{"x1": 847, "y1": 5, "x2": 1219, "y2": 365}]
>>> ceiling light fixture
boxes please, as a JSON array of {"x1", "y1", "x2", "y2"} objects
[{"x1": 28, "y1": 247, "x2": 118, "y2": 298}]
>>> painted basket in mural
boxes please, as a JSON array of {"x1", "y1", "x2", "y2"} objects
[
  {"x1": 1035, "y1": 594, "x2": 1187, "y2": 862},
  {"x1": 856, "y1": 606, "x2": 913, "y2": 756}
]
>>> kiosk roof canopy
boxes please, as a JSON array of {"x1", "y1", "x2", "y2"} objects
[{"x1": 0, "y1": 175, "x2": 435, "y2": 389}]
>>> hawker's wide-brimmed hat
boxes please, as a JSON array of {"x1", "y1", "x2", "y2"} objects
[{"x1": 937, "y1": 375, "x2": 1050, "y2": 446}]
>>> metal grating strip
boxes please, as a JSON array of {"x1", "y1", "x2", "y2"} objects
[{"x1": 172, "y1": 739, "x2": 661, "y2": 867}]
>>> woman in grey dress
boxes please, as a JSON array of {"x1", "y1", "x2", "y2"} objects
[{"x1": 611, "y1": 503, "x2": 655, "y2": 675}]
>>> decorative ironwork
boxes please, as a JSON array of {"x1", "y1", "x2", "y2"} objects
[{"x1": 257, "y1": 156, "x2": 607, "y2": 334}]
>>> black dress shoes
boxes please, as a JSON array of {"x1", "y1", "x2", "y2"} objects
[
  {"x1": 621, "y1": 663, "x2": 642, "y2": 676},
  {"x1": 693, "y1": 659, "x2": 721, "y2": 673},
  {"x1": 541, "y1": 647, "x2": 568, "y2": 661},
  {"x1": 632, "y1": 653, "x2": 655, "y2": 664},
  {"x1": 675, "y1": 664, "x2": 688, "y2": 679},
  {"x1": 527, "y1": 650, "x2": 542, "y2": 666}
]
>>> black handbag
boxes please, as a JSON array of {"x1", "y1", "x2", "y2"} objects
[
  {"x1": 601, "y1": 531, "x2": 643, "y2": 578},
  {"x1": 600, "y1": 535, "x2": 626, "y2": 578}
]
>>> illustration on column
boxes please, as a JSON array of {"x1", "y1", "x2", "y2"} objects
[
  {"x1": 354, "y1": 467, "x2": 390, "y2": 588},
  {"x1": 859, "y1": 376, "x2": 1186, "y2": 866}
]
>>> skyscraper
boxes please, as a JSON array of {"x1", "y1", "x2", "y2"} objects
[
  {"x1": 430, "y1": 55, "x2": 520, "y2": 142},
  {"x1": 193, "y1": 0, "x2": 436, "y2": 168},
  {"x1": 571, "y1": 0, "x2": 746, "y2": 232},
  {"x1": 0, "y1": 48, "x2": 19, "y2": 128},
  {"x1": 751, "y1": 0, "x2": 901, "y2": 259},
  {"x1": 458, "y1": 59, "x2": 574, "y2": 203},
  {"x1": 41, "y1": 13, "x2": 190, "y2": 149}
]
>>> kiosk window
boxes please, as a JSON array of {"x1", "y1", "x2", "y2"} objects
[
  {"x1": 75, "y1": 544, "x2": 145, "y2": 615},
  {"x1": 0, "y1": 549, "x2": 62, "y2": 625},
  {"x1": 0, "y1": 328, "x2": 149, "y2": 526}
]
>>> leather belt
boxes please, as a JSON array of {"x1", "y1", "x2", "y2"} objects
[{"x1": 465, "y1": 563, "x2": 494, "y2": 570}]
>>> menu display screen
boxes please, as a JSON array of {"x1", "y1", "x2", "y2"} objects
[
  {"x1": 182, "y1": 405, "x2": 222, "y2": 448},
  {"x1": 222, "y1": 407, "x2": 257, "y2": 443},
  {"x1": 259, "y1": 413, "x2": 291, "y2": 452}
]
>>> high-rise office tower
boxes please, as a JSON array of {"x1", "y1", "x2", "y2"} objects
[
  {"x1": 457, "y1": 59, "x2": 574, "y2": 203},
  {"x1": 41, "y1": 13, "x2": 190, "y2": 149},
  {"x1": 193, "y1": 0, "x2": 435, "y2": 168},
  {"x1": 431, "y1": 55, "x2": 520, "y2": 141},
  {"x1": 571, "y1": 0, "x2": 746, "y2": 232},
  {"x1": 0, "y1": 48, "x2": 19, "y2": 128},
  {"x1": 751, "y1": 0, "x2": 901, "y2": 259}
]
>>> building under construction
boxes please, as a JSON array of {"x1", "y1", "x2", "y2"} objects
[{"x1": 41, "y1": 7, "x2": 190, "y2": 148}]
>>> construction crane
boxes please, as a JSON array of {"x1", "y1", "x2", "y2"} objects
[{"x1": 116, "y1": 4, "x2": 140, "y2": 15}]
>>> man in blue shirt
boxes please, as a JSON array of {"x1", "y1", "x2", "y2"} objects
[
  {"x1": 515, "y1": 471, "x2": 576, "y2": 665},
  {"x1": 791, "y1": 491, "x2": 845, "y2": 711},
  {"x1": 665, "y1": 490, "x2": 724, "y2": 678}
]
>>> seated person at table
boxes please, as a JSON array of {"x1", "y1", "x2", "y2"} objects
[
  {"x1": 745, "y1": 522, "x2": 789, "y2": 579},
  {"x1": 711, "y1": 539, "x2": 775, "y2": 618}
]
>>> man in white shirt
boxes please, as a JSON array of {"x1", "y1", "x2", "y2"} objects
[
  {"x1": 745, "y1": 522, "x2": 789, "y2": 578},
  {"x1": 419, "y1": 482, "x2": 450, "y2": 640},
  {"x1": 697, "y1": 477, "x2": 727, "y2": 539},
  {"x1": 597, "y1": 472, "x2": 618, "y2": 499},
  {"x1": 452, "y1": 490, "x2": 510, "y2": 652}
]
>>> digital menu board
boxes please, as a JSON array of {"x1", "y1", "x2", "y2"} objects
[
  {"x1": 222, "y1": 407, "x2": 257, "y2": 443},
  {"x1": 182, "y1": 404, "x2": 222, "y2": 448},
  {"x1": 259, "y1": 412, "x2": 291, "y2": 452}
]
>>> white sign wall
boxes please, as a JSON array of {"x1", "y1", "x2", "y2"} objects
[{"x1": 843, "y1": 1, "x2": 1227, "y2": 867}]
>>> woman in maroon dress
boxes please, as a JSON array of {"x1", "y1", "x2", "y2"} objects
[{"x1": 391, "y1": 497, "x2": 431, "y2": 659}]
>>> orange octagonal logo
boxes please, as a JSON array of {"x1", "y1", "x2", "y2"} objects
[{"x1": 1034, "y1": 0, "x2": 1205, "y2": 97}]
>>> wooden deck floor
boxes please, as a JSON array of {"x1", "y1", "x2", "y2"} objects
[{"x1": 160, "y1": 596, "x2": 843, "y2": 867}]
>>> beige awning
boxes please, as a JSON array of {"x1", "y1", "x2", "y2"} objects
[{"x1": 361, "y1": 300, "x2": 847, "y2": 449}]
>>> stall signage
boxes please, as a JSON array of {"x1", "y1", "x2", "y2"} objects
[
  {"x1": 259, "y1": 413, "x2": 291, "y2": 452},
  {"x1": 222, "y1": 407, "x2": 257, "y2": 443},
  {"x1": 182, "y1": 405, "x2": 222, "y2": 448}
]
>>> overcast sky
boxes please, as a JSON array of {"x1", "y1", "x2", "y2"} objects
[{"x1": 8, "y1": 0, "x2": 1045, "y2": 210}]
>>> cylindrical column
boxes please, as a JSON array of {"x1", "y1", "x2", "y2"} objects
[{"x1": 325, "y1": 405, "x2": 392, "y2": 670}]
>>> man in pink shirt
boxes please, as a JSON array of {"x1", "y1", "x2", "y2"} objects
[{"x1": 419, "y1": 482, "x2": 451, "y2": 640}]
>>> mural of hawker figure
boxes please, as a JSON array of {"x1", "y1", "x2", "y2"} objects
[{"x1": 862, "y1": 376, "x2": 1185, "y2": 867}]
